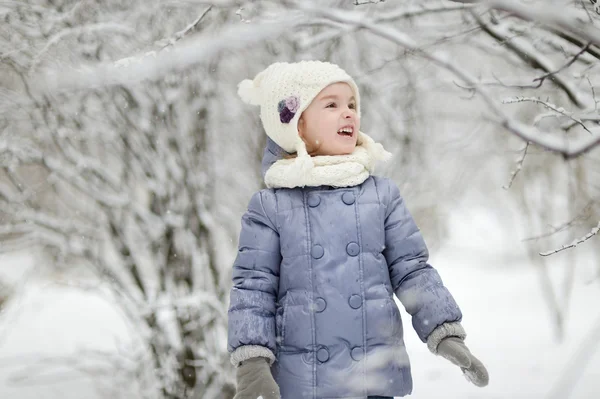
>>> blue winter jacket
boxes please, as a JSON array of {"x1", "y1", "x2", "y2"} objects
[{"x1": 228, "y1": 138, "x2": 462, "y2": 398}]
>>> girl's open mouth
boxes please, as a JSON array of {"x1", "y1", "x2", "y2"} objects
[{"x1": 337, "y1": 126, "x2": 354, "y2": 137}]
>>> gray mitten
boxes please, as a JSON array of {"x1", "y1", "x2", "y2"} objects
[
  {"x1": 234, "y1": 357, "x2": 280, "y2": 399},
  {"x1": 436, "y1": 337, "x2": 489, "y2": 387}
]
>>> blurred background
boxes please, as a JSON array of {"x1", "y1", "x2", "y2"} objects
[{"x1": 1, "y1": 0, "x2": 599, "y2": 398}]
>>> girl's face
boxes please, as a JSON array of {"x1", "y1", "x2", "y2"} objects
[{"x1": 297, "y1": 82, "x2": 359, "y2": 156}]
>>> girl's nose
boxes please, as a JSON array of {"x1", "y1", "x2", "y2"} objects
[{"x1": 342, "y1": 109, "x2": 354, "y2": 119}]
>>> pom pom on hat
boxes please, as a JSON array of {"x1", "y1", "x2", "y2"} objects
[{"x1": 238, "y1": 79, "x2": 261, "y2": 105}]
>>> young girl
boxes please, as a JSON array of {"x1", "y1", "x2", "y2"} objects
[{"x1": 227, "y1": 61, "x2": 488, "y2": 399}]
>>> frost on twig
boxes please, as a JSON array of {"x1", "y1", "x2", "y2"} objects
[
  {"x1": 300, "y1": 2, "x2": 474, "y2": 49},
  {"x1": 296, "y1": 2, "x2": 600, "y2": 159},
  {"x1": 155, "y1": 6, "x2": 213, "y2": 48},
  {"x1": 30, "y1": 23, "x2": 136, "y2": 73},
  {"x1": 471, "y1": 11, "x2": 588, "y2": 107},
  {"x1": 532, "y1": 42, "x2": 592, "y2": 86},
  {"x1": 455, "y1": 0, "x2": 600, "y2": 48},
  {"x1": 522, "y1": 202, "x2": 595, "y2": 242},
  {"x1": 503, "y1": 142, "x2": 529, "y2": 190},
  {"x1": 540, "y1": 221, "x2": 600, "y2": 256},
  {"x1": 502, "y1": 96, "x2": 594, "y2": 135},
  {"x1": 353, "y1": 0, "x2": 384, "y2": 6}
]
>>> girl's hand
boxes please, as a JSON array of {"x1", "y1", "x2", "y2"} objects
[
  {"x1": 234, "y1": 357, "x2": 280, "y2": 399},
  {"x1": 436, "y1": 337, "x2": 489, "y2": 387}
]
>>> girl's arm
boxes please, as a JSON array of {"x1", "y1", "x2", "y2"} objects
[
  {"x1": 381, "y1": 179, "x2": 466, "y2": 350},
  {"x1": 227, "y1": 190, "x2": 281, "y2": 367}
]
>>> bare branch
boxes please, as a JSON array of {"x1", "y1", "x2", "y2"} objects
[
  {"x1": 586, "y1": 76, "x2": 599, "y2": 111},
  {"x1": 379, "y1": 2, "x2": 476, "y2": 21},
  {"x1": 533, "y1": 42, "x2": 592, "y2": 86},
  {"x1": 30, "y1": 23, "x2": 136, "y2": 73},
  {"x1": 540, "y1": 221, "x2": 600, "y2": 256},
  {"x1": 31, "y1": 13, "x2": 306, "y2": 95},
  {"x1": 504, "y1": 119, "x2": 600, "y2": 159},
  {"x1": 503, "y1": 142, "x2": 529, "y2": 190},
  {"x1": 502, "y1": 97, "x2": 595, "y2": 135},
  {"x1": 0, "y1": 140, "x2": 129, "y2": 208},
  {"x1": 454, "y1": 0, "x2": 600, "y2": 47},
  {"x1": 48, "y1": 126, "x2": 122, "y2": 192},
  {"x1": 522, "y1": 201, "x2": 594, "y2": 242},
  {"x1": 470, "y1": 11, "x2": 588, "y2": 107},
  {"x1": 0, "y1": 203, "x2": 98, "y2": 240},
  {"x1": 353, "y1": 0, "x2": 384, "y2": 5},
  {"x1": 300, "y1": 2, "x2": 476, "y2": 49},
  {"x1": 294, "y1": 2, "x2": 600, "y2": 159},
  {"x1": 157, "y1": 6, "x2": 213, "y2": 49}
]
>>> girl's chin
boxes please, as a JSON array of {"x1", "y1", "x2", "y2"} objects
[
  {"x1": 329, "y1": 146, "x2": 356, "y2": 156},
  {"x1": 312, "y1": 141, "x2": 357, "y2": 156}
]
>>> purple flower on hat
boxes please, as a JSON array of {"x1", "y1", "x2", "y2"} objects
[
  {"x1": 285, "y1": 96, "x2": 299, "y2": 113},
  {"x1": 278, "y1": 95, "x2": 300, "y2": 124}
]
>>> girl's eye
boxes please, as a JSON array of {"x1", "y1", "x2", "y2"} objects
[
  {"x1": 349, "y1": 103, "x2": 356, "y2": 109},
  {"x1": 326, "y1": 102, "x2": 336, "y2": 108}
]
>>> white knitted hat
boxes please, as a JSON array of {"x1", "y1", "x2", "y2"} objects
[{"x1": 238, "y1": 60, "x2": 389, "y2": 173}]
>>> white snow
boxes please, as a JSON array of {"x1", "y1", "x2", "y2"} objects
[
  {"x1": 0, "y1": 256, "x2": 146, "y2": 399},
  {"x1": 0, "y1": 201, "x2": 599, "y2": 399},
  {"x1": 402, "y1": 202, "x2": 600, "y2": 399}
]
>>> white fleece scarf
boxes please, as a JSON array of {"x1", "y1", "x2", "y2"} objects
[{"x1": 264, "y1": 132, "x2": 392, "y2": 189}]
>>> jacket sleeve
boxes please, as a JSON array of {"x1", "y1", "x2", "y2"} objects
[
  {"x1": 381, "y1": 178, "x2": 463, "y2": 344},
  {"x1": 227, "y1": 190, "x2": 281, "y2": 366}
]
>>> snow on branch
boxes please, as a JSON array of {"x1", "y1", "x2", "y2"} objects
[
  {"x1": 540, "y1": 220, "x2": 600, "y2": 256},
  {"x1": 300, "y1": 2, "x2": 475, "y2": 49},
  {"x1": 503, "y1": 142, "x2": 529, "y2": 190},
  {"x1": 501, "y1": 97, "x2": 594, "y2": 135},
  {"x1": 503, "y1": 119, "x2": 600, "y2": 158},
  {"x1": 522, "y1": 201, "x2": 595, "y2": 242},
  {"x1": 353, "y1": 0, "x2": 384, "y2": 5},
  {"x1": 378, "y1": 2, "x2": 475, "y2": 21},
  {"x1": 32, "y1": 13, "x2": 305, "y2": 95},
  {"x1": 155, "y1": 6, "x2": 213, "y2": 49},
  {"x1": 50, "y1": 127, "x2": 122, "y2": 191},
  {"x1": 532, "y1": 42, "x2": 592, "y2": 86},
  {"x1": 143, "y1": 292, "x2": 226, "y2": 319},
  {"x1": 470, "y1": 11, "x2": 588, "y2": 107},
  {"x1": 453, "y1": 0, "x2": 600, "y2": 47},
  {"x1": 1, "y1": 139, "x2": 129, "y2": 208},
  {"x1": 1, "y1": 203, "x2": 98, "y2": 239},
  {"x1": 30, "y1": 23, "x2": 136, "y2": 73},
  {"x1": 294, "y1": 2, "x2": 600, "y2": 159},
  {"x1": 0, "y1": 222, "x2": 34, "y2": 239}
]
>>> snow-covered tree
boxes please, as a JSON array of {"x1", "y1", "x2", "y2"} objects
[{"x1": 1, "y1": 1, "x2": 240, "y2": 397}]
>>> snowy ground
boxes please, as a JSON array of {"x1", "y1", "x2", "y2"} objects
[
  {"x1": 405, "y1": 204, "x2": 600, "y2": 399},
  {"x1": 0, "y1": 254, "x2": 144, "y2": 399},
  {"x1": 0, "y1": 203, "x2": 598, "y2": 399}
]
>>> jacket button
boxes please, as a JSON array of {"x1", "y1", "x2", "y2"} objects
[
  {"x1": 308, "y1": 194, "x2": 321, "y2": 207},
  {"x1": 314, "y1": 297, "x2": 327, "y2": 313},
  {"x1": 317, "y1": 347, "x2": 330, "y2": 363},
  {"x1": 311, "y1": 244, "x2": 324, "y2": 259},
  {"x1": 342, "y1": 192, "x2": 355, "y2": 205},
  {"x1": 348, "y1": 294, "x2": 362, "y2": 309},
  {"x1": 351, "y1": 346, "x2": 364, "y2": 361},
  {"x1": 346, "y1": 242, "x2": 360, "y2": 256}
]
